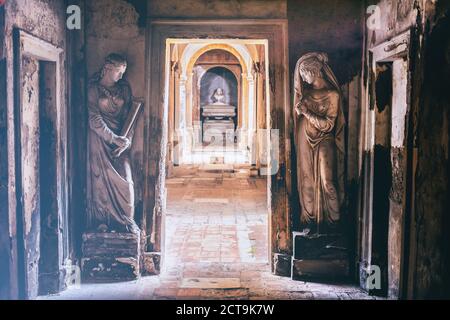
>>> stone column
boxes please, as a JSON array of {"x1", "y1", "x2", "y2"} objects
[
  {"x1": 178, "y1": 74, "x2": 187, "y2": 163},
  {"x1": 185, "y1": 72, "x2": 194, "y2": 161},
  {"x1": 167, "y1": 61, "x2": 177, "y2": 177},
  {"x1": 240, "y1": 72, "x2": 249, "y2": 150}
]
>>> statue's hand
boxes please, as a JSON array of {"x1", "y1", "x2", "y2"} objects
[
  {"x1": 112, "y1": 135, "x2": 131, "y2": 158},
  {"x1": 113, "y1": 135, "x2": 131, "y2": 148}
]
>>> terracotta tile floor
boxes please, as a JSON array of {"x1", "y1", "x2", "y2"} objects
[
  {"x1": 164, "y1": 167, "x2": 268, "y2": 266},
  {"x1": 40, "y1": 165, "x2": 374, "y2": 300}
]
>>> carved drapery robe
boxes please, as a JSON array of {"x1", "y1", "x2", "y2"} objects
[
  {"x1": 295, "y1": 88, "x2": 345, "y2": 231},
  {"x1": 86, "y1": 79, "x2": 137, "y2": 232}
]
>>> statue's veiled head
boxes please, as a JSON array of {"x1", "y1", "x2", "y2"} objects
[
  {"x1": 298, "y1": 54, "x2": 326, "y2": 84},
  {"x1": 296, "y1": 52, "x2": 341, "y2": 95},
  {"x1": 101, "y1": 53, "x2": 128, "y2": 84}
]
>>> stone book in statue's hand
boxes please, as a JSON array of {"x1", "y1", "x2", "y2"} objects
[{"x1": 112, "y1": 100, "x2": 143, "y2": 158}]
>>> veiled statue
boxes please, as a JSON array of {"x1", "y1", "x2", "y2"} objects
[
  {"x1": 86, "y1": 53, "x2": 139, "y2": 234},
  {"x1": 293, "y1": 52, "x2": 345, "y2": 234}
]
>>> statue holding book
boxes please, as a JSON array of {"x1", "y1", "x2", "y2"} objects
[{"x1": 86, "y1": 53, "x2": 142, "y2": 234}]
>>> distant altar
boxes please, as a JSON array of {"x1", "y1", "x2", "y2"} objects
[{"x1": 202, "y1": 88, "x2": 236, "y2": 143}]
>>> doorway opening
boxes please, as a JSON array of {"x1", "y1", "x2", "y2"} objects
[
  {"x1": 162, "y1": 39, "x2": 271, "y2": 281},
  {"x1": 16, "y1": 57, "x2": 60, "y2": 298},
  {"x1": 371, "y1": 62, "x2": 393, "y2": 297},
  {"x1": 14, "y1": 30, "x2": 65, "y2": 300},
  {"x1": 37, "y1": 61, "x2": 60, "y2": 296},
  {"x1": 361, "y1": 30, "x2": 411, "y2": 299}
]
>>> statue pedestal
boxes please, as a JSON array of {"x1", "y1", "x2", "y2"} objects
[
  {"x1": 291, "y1": 231, "x2": 349, "y2": 281},
  {"x1": 81, "y1": 232, "x2": 140, "y2": 282}
]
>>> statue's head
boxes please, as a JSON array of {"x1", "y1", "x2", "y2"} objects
[
  {"x1": 298, "y1": 55, "x2": 324, "y2": 85},
  {"x1": 101, "y1": 53, "x2": 127, "y2": 83},
  {"x1": 215, "y1": 88, "x2": 224, "y2": 95}
]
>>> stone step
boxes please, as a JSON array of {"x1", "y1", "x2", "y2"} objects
[
  {"x1": 291, "y1": 231, "x2": 349, "y2": 282},
  {"x1": 292, "y1": 259, "x2": 349, "y2": 282},
  {"x1": 293, "y1": 232, "x2": 348, "y2": 260}
]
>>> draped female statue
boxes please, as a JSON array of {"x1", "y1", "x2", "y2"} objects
[
  {"x1": 86, "y1": 53, "x2": 139, "y2": 234},
  {"x1": 293, "y1": 52, "x2": 345, "y2": 234}
]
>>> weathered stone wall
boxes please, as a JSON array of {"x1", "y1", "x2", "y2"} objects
[
  {"x1": 361, "y1": 0, "x2": 420, "y2": 299},
  {"x1": 367, "y1": 0, "x2": 417, "y2": 46},
  {"x1": 362, "y1": 0, "x2": 450, "y2": 298},
  {"x1": 148, "y1": 0, "x2": 287, "y2": 19},
  {"x1": 1, "y1": 0, "x2": 68, "y2": 300},
  {"x1": 412, "y1": 2, "x2": 450, "y2": 298},
  {"x1": 288, "y1": 0, "x2": 363, "y2": 84},
  {"x1": 0, "y1": 4, "x2": 9, "y2": 300}
]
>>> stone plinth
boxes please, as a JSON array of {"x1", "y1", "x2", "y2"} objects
[
  {"x1": 292, "y1": 259, "x2": 349, "y2": 281},
  {"x1": 81, "y1": 232, "x2": 140, "y2": 282},
  {"x1": 291, "y1": 231, "x2": 349, "y2": 282},
  {"x1": 203, "y1": 119, "x2": 235, "y2": 143},
  {"x1": 293, "y1": 232, "x2": 348, "y2": 260}
]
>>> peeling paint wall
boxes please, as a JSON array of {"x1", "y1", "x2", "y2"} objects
[
  {"x1": 361, "y1": 0, "x2": 450, "y2": 299},
  {"x1": 2, "y1": 0, "x2": 68, "y2": 300},
  {"x1": 412, "y1": 2, "x2": 450, "y2": 298},
  {"x1": 388, "y1": 59, "x2": 408, "y2": 299},
  {"x1": 367, "y1": 0, "x2": 417, "y2": 47},
  {"x1": 20, "y1": 56, "x2": 41, "y2": 299}
]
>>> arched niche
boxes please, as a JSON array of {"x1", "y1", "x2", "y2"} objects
[
  {"x1": 200, "y1": 67, "x2": 238, "y2": 108},
  {"x1": 199, "y1": 67, "x2": 239, "y2": 142},
  {"x1": 173, "y1": 42, "x2": 256, "y2": 155}
]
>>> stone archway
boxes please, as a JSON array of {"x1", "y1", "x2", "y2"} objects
[{"x1": 180, "y1": 43, "x2": 254, "y2": 135}]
